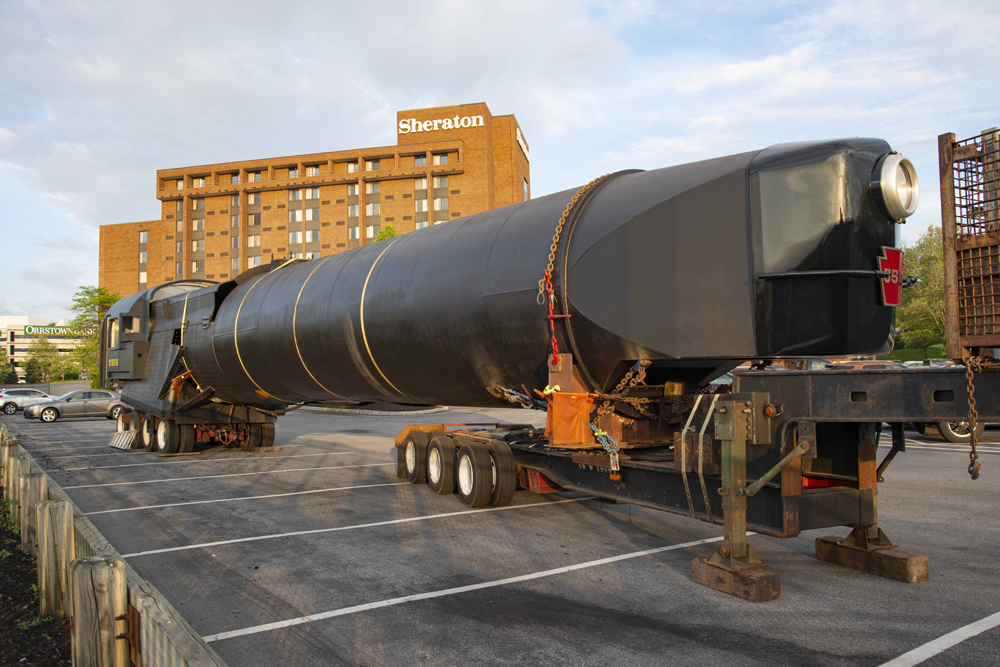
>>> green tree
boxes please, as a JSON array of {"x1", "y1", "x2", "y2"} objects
[
  {"x1": 0, "y1": 358, "x2": 17, "y2": 384},
  {"x1": 896, "y1": 225, "x2": 946, "y2": 359},
  {"x1": 26, "y1": 337, "x2": 62, "y2": 381},
  {"x1": 67, "y1": 286, "x2": 121, "y2": 386},
  {"x1": 23, "y1": 358, "x2": 43, "y2": 384},
  {"x1": 374, "y1": 225, "x2": 397, "y2": 242}
]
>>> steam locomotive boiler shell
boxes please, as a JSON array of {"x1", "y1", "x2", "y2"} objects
[{"x1": 104, "y1": 138, "x2": 902, "y2": 413}]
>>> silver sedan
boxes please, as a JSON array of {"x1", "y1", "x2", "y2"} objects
[{"x1": 23, "y1": 390, "x2": 127, "y2": 423}]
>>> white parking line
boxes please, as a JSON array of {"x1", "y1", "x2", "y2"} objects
[
  {"x1": 86, "y1": 481, "x2": 409, "y2": 515},
  {"x1": 879, "y1": 610, "x2": 1000, "y2": 667},
  {"x1": 63, "y1": 462, "x2": 393, "y2": 489},
  {"x1": 27, "y1": 442, "x2": 315, "y2": 458},
  {"x1": 201, "y1": 533, "x2": 728, "y2": 643},
  {"x1": 122, "y1": 497, "x2": 591, "y2": 558},
  {"x1": 880, "y1": 444, "x2": 1000, "y2": 455},
  {"x1": 63, "y1": 451, "x2": 352, "y2": 471}
]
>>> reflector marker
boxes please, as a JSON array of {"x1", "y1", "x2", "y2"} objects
[
  {"x1": 292, "y1": 256, "x2": 348, "y2": 400},
  {"x1": 359, "y1": 239, "x2": 411, "y2": 398}
]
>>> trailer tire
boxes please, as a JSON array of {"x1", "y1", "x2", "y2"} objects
[
  {"x1": 116, "y1": 411, "x2": 129, "y2": 433},
  {"x1": 427, "y1": 430, "x2": 446, "y2": 440},
  {"x1": 129, "y1": 410, "x2": 143, "y2": 432},
  {"x1": 259, "y1": 423, "x2": 276, "y2": 449},
  {"x1": 485, "y1": 440, "x2": 517, "y2": 507},
  {"x1": 395, "y1": 445, "x2": 407, "y2": 479},
  {"x1": 456, "y1": 442, "x2": 493, "y2": 508},
  {"x1": 940, "y1": 420, "x2": 985, "y2": 444},
  {"x1": 178, "y1": 425, "x2": 195, "y2": 453},
  {"x1": 142, "y1": 415, "x2": 157, "y2": 452},
  {"x1": 155, "y1": 419, "x2": 181, "y2": 454},
  {"x1": 426, "y1": 436, "x2": 456, "y2": 495},
  {"x1": 404, "y1": 431, "x2": 429, "y2": 484}
]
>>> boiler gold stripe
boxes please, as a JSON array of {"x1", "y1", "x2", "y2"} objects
[
  {"x1": 293, "y1": 257, "x2": 348, "y2": 400},
  {"x1": 359, "y1": 240, "x2": 409, "y2": 398},
  {"x1": 179, "y1": 293, "x2": 204, "y2": 392}
]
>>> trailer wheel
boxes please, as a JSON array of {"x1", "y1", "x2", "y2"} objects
[
  {"x1": 456, "y1": 442, "x2": 493, "y2": 508},
  {"x1": 940, "y1": 420, "x2": 985, "y2": 444},
  {"x1": 404, "y1": 431, "x2": 429, "y2": 484},
  {"x1": 238, "y1": 426, "x2": 259, "y2": 451},
  {"x1": 259, "y1": 423, "x2": 276, "y2": 449},
  {"x1": 155, "y1": 419, "x2": 181, "y2": 454},
  {"x1": 427, "y1": 436, "x2": 456, "y2": 495},
  {"x1": 427, "y1": 430, "x2": 446, "y2": 440},
  {"x1": 142, "y1": 415, "x2": 157, "y2": 452},
  {"x1": 485, "y1": 440, "x2": 517, "y2": 507},
  {"x1": 395, "y1": 445, "x2": 407, "y2": 479},
  {"x1": 129, "y1": 410, "x2": 144, "y2": 432},
  {"x1": 178, "y1": 425, "x2": 195, "y2": 453},
  {"x1": 116, "y1": 411, "x2": 129, "y2": 433}
]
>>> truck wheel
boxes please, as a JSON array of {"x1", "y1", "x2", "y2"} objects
[
  {"x1": 129, "y1": 410, "x2": 144, "y2": 432},
  {"x1": 427, "y1": 436, "x2": 456, "y2": 495},
  {"x1": 456, "y1": 442, "x2": 493, "y2": 508},
  {"x1": 178, "y1": 425, "x2": 195, "y2": 453},
  {"x1": 240, "y1": 425, "x2": 262, "y2": 451},
  {"x1": 396, "y1": 446, "x2": 407, "y2": 479},
  {"x1": 404, "y1": 431, "x2": 429, "y2": 484},
  {"x1": 155, "y1": 419, "x2": 181, "y2": 454},
  {"x1": 940, "y1": 420, "x2": 985, "y2": 444},
  {"x1": 486, "y1": 440, "x2": 517, "y2": 507},
  {"x1": 116, "y1": 411, "x2": 129, "y2": 433},
  {"x1": 142, "y1": 415, "x2": 158, "y2": 452},
  {"x1": 259, "y1": 423, "x2": 275, "y2": 449}
]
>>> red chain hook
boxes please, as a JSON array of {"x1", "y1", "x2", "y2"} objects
[{"x1": 544, "y1": 270, "x2": 571, "y2": 366}]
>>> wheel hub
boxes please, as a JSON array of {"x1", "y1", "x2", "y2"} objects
[{"x1": 458, "y1": 455, "x2": 474, "y2": 495}]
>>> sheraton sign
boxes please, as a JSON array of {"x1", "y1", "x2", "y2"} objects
[{"x1": 398, "y1": 115, "x2": 485, "y2": 134}]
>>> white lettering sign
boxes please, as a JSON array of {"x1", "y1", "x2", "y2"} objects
[
  {"x1": 398, "y1": 115, "x2": 485, "y2": 134},
  {"x1": 24, "y1": 325, "x2": 96, "y2": 336},
  {"x1": 516, "y1": 127, "x2": 530, "y2": 162}
]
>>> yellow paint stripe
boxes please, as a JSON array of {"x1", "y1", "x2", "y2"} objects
[
  {"x1": 179, "y1": 293, "x2": 204, "y2": 392},
  {"x1": 234, "y1": 274, "x2": 289, "y2": 402},
  {"x1": 359, "y1": 240, "x2": 409, "y2": 398},
  {"x1": 293, "y1": 257, "x2": 348, "y2": 399}
]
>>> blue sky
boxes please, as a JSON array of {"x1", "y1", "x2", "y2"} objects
[{"x1": 1, "y1": 0, "x2": 997, "y2": 321}]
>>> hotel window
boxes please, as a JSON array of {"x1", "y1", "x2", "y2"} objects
[
  {"x1": 231, "y1": 194, "x2": 239, "y2": 207},
  {"x1": 348, "y1": 227, "x2": 359, "y2": 240},
  {"x1": 305, "y1": 229, "x2": 319, "y2": 243},
  {"x1": 192, "y1": 219, "x2": 204, "y2": 231},
  {"x1": 139, "y1": 271, "x2": 147, "y2": 284},
  {"x1": 175, "y1": 200, "x2": 183, "y2": 212},
  {"x1": 433, "y1": 154, "x2": 448, "y2": 165},
  {"x1": 176, "y1": 262, "x2": 182, "y2": 275},
  {"x1": 193, "y1": 177, "x2": 205, "y2": 187},
  {"x1": 366, "y1": 159, "x2": 380, "y2": 171},
  {"x1": 347, "y1": 161, "x2": 358, "y2": 173},
  {"x1": 193, "y1": 199, "x2": 204, "y2": 210},
  {"x1": 414, "y1": 155, "x2": 427, "y2": 167},
  {"x1": 433, "y1": 176, "x2": 448, "y2": 189},
  {"x1": 232, "y1": 236, "x2": 239, "y2": 249},
  {"x1": 176, "y1": 179, "x2": 184, "y2": 189},
  {"x1": 139, "y1": 251, "x2": 147, "y2": 264},
  {"x1": 366, "y1": 202, "x2": 380, "y2": 216},
  {"x1": 305, "y1": 187, "x2": 320, "y2": 199},
  {"x1": 347, "y1": 184, "x2": 358, "y2": 196},
  {"x1": 249, "y1": 256, "x2": 261, "y2": 268},
  {"x1": 231, "y1": 174, "x2": 239, "y2": 184},
  {"x1": 289, "y1": 209, "x2": 303, "y2": 222},
  {"x1": 231, "y1": 215, "x2": 239, "y2": 227},
  {"x1": 176, "y1": 241, "x2": 182, "y2": 254},
  {"x1": 176, "y1": 220, "x2": 183, "y2": 233},
  {"x1": 366, "y1": 225, "x2": 380, "y2": 239},
  {"x1": 524, "y1": 178, "x2": 529, "y2": 201},
  {"x1": 415, "y1": 221, "x2": 429, "y2": 230},
  {"x1": 192, "y1": 260, "x2": 204, "y2": 273},
  {"x1": 288, "y1": 230, "x2": 303, "y2": 244},
  {"x1": 306, "y1": 251, "x2": 320, "y2": 260},
  {"x1": 288, "y1": 167, "x2": 298, "y2": 178},
  {"x1": 192, "y1": 239, "x2": 204, "y2": 252},
  {"x1": 248, "y1": 234, "x2": 260, "y2": 248},
  {"x1": 414, "y1": 177, "x2": 427, "y2": 190},
  {"x1": 289, "y1": 189, "x2": 303, "y2": 201},
  {"x1": 305, "y1": 207, "x2": 319, "y2": 221},
  {"x1": 249, "y1": 193, "x2": 260, "y2": 204},
  {"x1": 414, "y1": 199, "x2": 427, "y2": 213},
  {"x1": 231, "y1": 257, "x2": 240, "y2": 271},
  {"x1": 306, "y1": 166, "x2": 320, "y2": 177},
  {"x1": 248, "y1": 171, "x2": 261, "y2": 182},
  {"x1": 366, "y1": 182, "x2": 380, "y2": 194},
  {"x1": 434, "y1": 197, "x2": 448, "y2": 211},
  {"x1": 348, "y1": 204, "x2": 359, "y2": 218},
  {"x1": 288, "y1": 252, "x2": 301, "y2": 259},
  {"x1": 139, "y1": 231, "x2": 147, "y2": 244},
  {"x1": 247, "y1": 213, "x2": 260, "y2": 226}
]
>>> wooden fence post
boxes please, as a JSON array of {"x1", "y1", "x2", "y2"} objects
[
  {"x1": 70, "y1": 557, "x2": 129, "y2": 667},
  {"x1": 37, "y1": 500, "x2": 74, "y2": 618},
  {"x1": 7, "y1": 456, "x2": 30, "y2": 520},
  {"x1": 19, "y1": 471, "x2": 48, "y2": 556},
  {"x1": 1, "y1": 438, "x2": 20, "y2": 479}
]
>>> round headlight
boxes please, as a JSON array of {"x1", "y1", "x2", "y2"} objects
[{"x1": 872, "y1": 153, "x2": 920, "y2": 220}]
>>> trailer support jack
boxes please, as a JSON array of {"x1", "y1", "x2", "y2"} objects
[
  {"x1": 816, "y1": 526, "x2": 929, "y2": 583},
  {"x1": 692, "y1": 398, "x2": 781, "y2": 602}
]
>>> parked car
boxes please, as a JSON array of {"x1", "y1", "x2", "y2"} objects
[
  {"x1": 0, "y1": 388, "x2": 55, "y2": 414},
  {"x1": 823, "y1": 360, "x2": 908, "y2": 370},
  {"x1": 22, "y1": 390, "x2": 127, "y2": 423}
]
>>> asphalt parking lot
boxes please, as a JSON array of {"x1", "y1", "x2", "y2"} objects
[{"x1": 3, "y1": 409, "x2": 999, "y2": 666}]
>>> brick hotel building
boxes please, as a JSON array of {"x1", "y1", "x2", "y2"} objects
[{"x1": 99, "y1": 103, "x2": 530, "y2": 297}]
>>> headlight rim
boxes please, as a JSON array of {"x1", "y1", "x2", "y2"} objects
[{"x1": 872, "y1": 152, "x2": 920, "y2": 221}]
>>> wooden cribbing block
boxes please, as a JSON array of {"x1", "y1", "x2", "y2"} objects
[
  {"x1": 815, "y1": 537, "x2": 929, "y2": 583},
  {"x1": 20, "y1": 472, "x2": 48, "y2": 556},
  {"x1": 692, "y1": 557, "x2": 781, "y2": 602},
  {"x1": 69, "y1": 557, "x2": 129, "y2": 667},
  {"x1": 37, "y1": 500, "x2": 74, "y2": 618}
]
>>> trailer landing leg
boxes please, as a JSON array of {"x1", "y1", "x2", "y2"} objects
[
  {"x1": 816, "y1": 527, "x2": 929, "y2": 583},
  {"x1": 692, "y1": 397, "x2": 780, "y2": 603}
]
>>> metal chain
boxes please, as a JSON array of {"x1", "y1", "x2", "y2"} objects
[
  {"x1": 964, "y1": 357, "x2": 983, "y2": 480},
  {"x1": 592, "y1": 360, "x2": 651, "y2": 424}
]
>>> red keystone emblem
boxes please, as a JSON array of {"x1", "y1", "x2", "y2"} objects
[{"x1": 878, "y1": 247, "x2": 905, "y2": 307}]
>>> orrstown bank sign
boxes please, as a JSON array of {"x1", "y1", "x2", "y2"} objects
[
  {"x1": 398, "y1": 115, "x2": 485, "y2": 134},
  {"x1": 23, "y1": 325, "x2": 96, "y2": 336}
]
